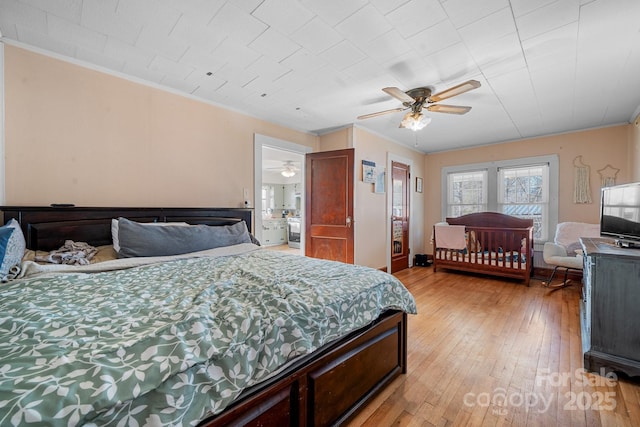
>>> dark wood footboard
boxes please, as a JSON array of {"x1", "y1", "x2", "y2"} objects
[{"x1": 199, "y1": 310, "x2": 407, "y2": 427}]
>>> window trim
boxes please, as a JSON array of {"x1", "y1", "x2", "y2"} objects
[{"x1": 441, "y1": 154, "x2": 559, "y2": 249}]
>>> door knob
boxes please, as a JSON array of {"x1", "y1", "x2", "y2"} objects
[{"x1": 346, "y1": 216, "x2": 352, "y2": 227}]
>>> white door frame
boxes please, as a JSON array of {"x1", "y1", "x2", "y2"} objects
[{"x1": 254, "y1": 134, "x2": 312, "y2": 252}]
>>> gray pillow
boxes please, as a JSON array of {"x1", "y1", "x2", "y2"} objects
[{"x1": 117, "y1": 217, "x2": 252, "y2": 258}]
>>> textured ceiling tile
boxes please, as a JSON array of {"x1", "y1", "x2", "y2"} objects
[
  {"x1": 215, "y1": 62, "x2": 259, "y2": 87},
  {"x1": 160, "y1": 73, "x2": 200, "y2": 95},
  {"x1": 246, "y1": 55, "x2": 291, "y2": 81},
  {"x1": 136, "y1": 25, "x2": 189, "y2": 62},
  {"x1": 299, "y1": 0, "x2": 367, "y2": 26},
  {"x1": 181, "y1": 47, "x2": 226, "y2": 73},
  {"x1": 279, "y1": 49, "x2": 327, "y2": 75},
  {"x1": 15, "y1": 23, "x2": 76, "y2": 57},
  {"x1": 104, "y1": 37, "x2": 154, "y2": 68},
  {"x1": 421, "y1": 42, "x2": 479, "y2": 84},
  {"x1": 458, "y1": 7, "x2": 516, "y2": 50},
  {"x1": 148, "y1": 55, "x2": 195, "y2": 80},
  {"x1": 509, "y1": 0, "x2": 556, "y2": 18},
  {"x1": 290, "y1": 17, "x2": 343, "y2": 54},
  {"x1": 522, "y1": 22, "x2": 578, "y2": 72},
  {"x1": 248, "y1": 27, "x2": 301, "y2": 62},
  {"x1": 22, "y1": 0, "x2": 82, "y2": 23},
  {"x1": 0, "y1": 0, "x2": 47, "y2": 37},
  {"x1": 121, "y1": 61, "x2": 166, "y2": 84},
  {"x1": 211, "y1": 38, "x2": 261, "y2": 69},
  {"x1": 81, "y1": 0, "x2": 142, "y2": 44},
  {"x1": 358, "y1": 30, "x2": 413, "y2": 63},
  {"x1": 466, "y1": 32, "x2": 525, "y2": 79},
  {"x1": 171, "y1": 0, "x2": 226, "y2": 27},
  {"x1": 441, "y1": 0, "x2": 509, "y2": 28},
  {"x1": 208, "y1": 2, "x2": 268, "y2": 46},
  {"x1": 406, "y1": 19, "x2": 460, "y2": 57},
  {"x1": 369, "y1": 0, "x2": 412, "y2": 15},
  {"x1": 516, "y1": 0, "x2": 579, "y2": 41},
  {"x1": 76, "y1": 46, "x2": 125, "y2": 71},
  {"x1": 385, "y1": 0, "x2": 448, "y2": 38},
  {"x1": 185, "y1": 70, "x2": 226, "y2": 92},
  {"x1": 381, "y1": 50, "x2": 429, "y2": 86},
  {"x1": 170, "y1": 15, "x2": 226, "y2": 53},
  {"x1": 47, "y1": 14, "x2": 108, "y2": 52},
  {"x1": 335, "y1": 4, "x2": 392, "y2": 44},
  {"x1": 251, "y1": 0, "x2": 315, "y2": 35},
  {"x1": 233, "y1": 0, "x2": 265, "y2": 13},
  {"x1": 341, "y1": 57, "x2": 387, "y2": 84},
  {"x1": 242, "y1": 75, "x2": 286, "y2": 96},
  {"x1": 319, "y1": 40, "x2": 367, "y2": 71}
]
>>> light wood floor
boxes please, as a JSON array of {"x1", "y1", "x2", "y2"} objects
[{"x1": 347, "y1": 267, "x2": 640, "y2": 427}]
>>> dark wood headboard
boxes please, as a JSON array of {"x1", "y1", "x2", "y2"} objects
[{"x1": 0, "y1": 206, "x2": 253, "y2": 251}]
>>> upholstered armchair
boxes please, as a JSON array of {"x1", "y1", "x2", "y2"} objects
[{"x1": 543, "y1": 222, "x2": 600, "y2": 289}]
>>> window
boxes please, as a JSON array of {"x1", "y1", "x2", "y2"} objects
[
  {"x1": 442, "y1": 155, "x2": 558, "y2": 244},
  {"x1": 261, "y1": 185, "x2": 275, "y2": 217},
  {"x1": 447, "y1": 170, "x2": 487, "y2": 216},
  {"x1": 498, "y1": 164, "x2": 549, "y2": 240}
]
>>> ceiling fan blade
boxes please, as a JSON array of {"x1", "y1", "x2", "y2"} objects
[
  {"x1": 426, "y1": 104, "x2": 472, "y2": 114},
  {"x1": 382, "y1": 87, "x2": 415, "y2": 104},
  {"x1": 357, "y1": 107, "x2": 404, "y2": 120},
  {"x1": 428, "y1": 80, "x2": 481, "y2": 102}
]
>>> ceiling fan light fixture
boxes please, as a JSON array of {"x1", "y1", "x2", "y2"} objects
[
  {"x1": 281, "y1": 169, "x2": 296, "y2": 178},
  {"x1": 399, "y1": 112, "x2": 431, "y2": 131}
]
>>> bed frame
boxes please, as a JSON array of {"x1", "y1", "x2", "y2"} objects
[
  {"x1": 1, "y1": 206, "x2": 408, "y2": 426},
  {"x1": 433, "y1": 212, "x2": 534, "y2": 285}
]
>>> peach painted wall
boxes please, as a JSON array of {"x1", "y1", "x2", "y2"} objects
[
  {"x1": 318, "y1": 127, "x2": 352, "y2": 152},
  {"x1": 424, "y1": 125, "x2": 631, "y2": 253},
  {"x1": 3, "y1": 45, "x2": 317, "y2": 208},
  {"x1": 353, "y1": 127, "x2": 425, "y2": 269}
]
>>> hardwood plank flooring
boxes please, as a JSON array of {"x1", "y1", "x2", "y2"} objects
[{"x1": 347, "y1": 267, "x2": 640, "y2": 427}]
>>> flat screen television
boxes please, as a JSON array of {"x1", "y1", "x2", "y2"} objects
[{"x1": 600, "y1": 182, "x2": 640, "y2": 248}]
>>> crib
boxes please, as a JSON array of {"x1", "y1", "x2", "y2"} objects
[{"x1": 433, "y1": 212, "x2": 534, "y2": 286}]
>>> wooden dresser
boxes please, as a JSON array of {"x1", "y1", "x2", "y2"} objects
[{"x1": 580, "y1": 237, "x2": 640, "y2": 377}]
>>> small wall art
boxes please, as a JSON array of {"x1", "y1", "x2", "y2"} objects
[{"x1": 362, "y1": 160, "x2": 376, "y2": 183}]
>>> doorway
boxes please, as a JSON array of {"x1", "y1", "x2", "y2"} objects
[
  {"x1": 254, "y1": 135, "x2": 311, "y2": 254},
  {"x1": 305, "y1": 149, "x2": 355, "y2": 263},
  {"x1": 390, "y1": 161, "x2": 410, "y2": 273}
]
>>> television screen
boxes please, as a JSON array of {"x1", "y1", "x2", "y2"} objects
[{"x1": 600, "y1": 182, "x2": 640, "y2": 244}]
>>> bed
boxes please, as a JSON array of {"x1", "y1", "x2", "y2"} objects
[
  {"x1": 433, "y1": 212, "x2": 534, "y2": 286},
  {"x1": 0, "y1": 206, "x2": 417, "y2": 427}
]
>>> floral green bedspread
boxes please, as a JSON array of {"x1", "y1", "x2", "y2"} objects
[{"x1": 0, "y1": 248, "x2": 416, "y2": 426}]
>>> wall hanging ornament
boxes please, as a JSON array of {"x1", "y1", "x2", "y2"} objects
[
  {"x1": 597, "y1": 164, "x2": 620, "y2": 187},
  {"x1": 573, "y1": 156, "x2": 592, "y2": 204}
]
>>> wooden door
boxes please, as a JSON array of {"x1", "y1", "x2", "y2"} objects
[
  {"x1": 305, "y1": 149, "x2": 354, "y2": 263},
  {"x1": 391, "y1": 161, "x2": 410, "y2": 273}
]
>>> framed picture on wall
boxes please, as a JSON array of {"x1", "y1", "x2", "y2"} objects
[{"x1": 416, "y1": 177, "x2": 423, "y2": 193}]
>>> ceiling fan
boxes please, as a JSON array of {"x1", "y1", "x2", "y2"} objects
[
  {"x1": 358, "y1": 79, "x2": 481, "y2": 131},
  {"x1": 267, "y1": 160, "x2": 300, "y2": 177}
]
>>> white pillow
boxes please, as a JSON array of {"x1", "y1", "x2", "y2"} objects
[{"x1": 111, "y1": 218, "x2": 188, "y2": 253}]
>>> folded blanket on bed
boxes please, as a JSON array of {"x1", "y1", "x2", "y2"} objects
[
  {"x1": 34, "y1": 240, "x2": 98, "y2": 265},
  {"x1": 434, "y1": 224, "x2": 467, "y2": 249}
]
